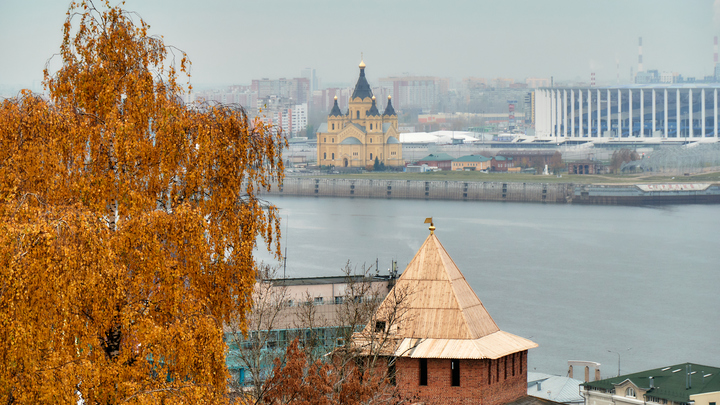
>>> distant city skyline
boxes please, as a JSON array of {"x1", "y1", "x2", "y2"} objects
[{"x1": 2, "y1": 0, "x2": 720, "y2": 92}]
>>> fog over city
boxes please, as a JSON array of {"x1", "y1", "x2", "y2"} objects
[{"x1": 2, "y1": 0, "x2": 720, "y2": 92}]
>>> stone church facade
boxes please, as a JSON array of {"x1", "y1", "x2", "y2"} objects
[{"x1": 316, "y1": 60, "x2": 403, "y2": 168}]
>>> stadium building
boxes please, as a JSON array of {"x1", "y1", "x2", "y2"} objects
[{"x1": 535, "y1": 85, "x2": 720, "y2": 141}]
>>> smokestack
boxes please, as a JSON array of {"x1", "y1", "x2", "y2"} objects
[
  {"x1": 638, "y1": 37, "x2": 643, "y2": 73},
  {"x1": 714, "y1": 36, "x2": 718, "y2": 67},
  {"x1": 591, "y1": 72, "x2": 596, "y2": 87},
  {"x1": 617, "y1": 60, "x2": 620, "y2": 84}
]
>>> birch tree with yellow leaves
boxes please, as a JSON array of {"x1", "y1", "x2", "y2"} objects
[{"x1": 0, "y1": 1, "x2": 285, "y2": 403}]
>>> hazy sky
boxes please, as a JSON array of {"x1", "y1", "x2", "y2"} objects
[{"x1": 2, "y1": 0, "x2": 720, "y2": 90}]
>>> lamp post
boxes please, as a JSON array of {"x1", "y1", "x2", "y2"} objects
[
  {"x1": 608, "y1": 348, "x2": 631, "y2": 377},
  {"x1": 608, "y1": 350, "x2": 621, "y2": 377}
]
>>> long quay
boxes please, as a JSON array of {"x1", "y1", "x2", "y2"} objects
[{"x1": 261, "y1": 178, "x2": 720, "y2": 205}]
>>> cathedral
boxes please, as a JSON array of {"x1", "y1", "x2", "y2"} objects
[{"x1": 316, "y1": 60, "x2": 403, "y2": 168}]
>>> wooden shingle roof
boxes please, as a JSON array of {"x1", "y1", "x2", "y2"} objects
[{"x1": 357, "y1": 232, "x2": 537, "y2": 359}]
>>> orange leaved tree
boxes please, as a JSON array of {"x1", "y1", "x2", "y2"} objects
[{"x1": 0, "y1": 1, "x2": 284, "y2": 403}]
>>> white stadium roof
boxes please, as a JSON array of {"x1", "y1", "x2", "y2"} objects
[{"x1": 399, "y1": 131, "x2": 481, "y2": 144}]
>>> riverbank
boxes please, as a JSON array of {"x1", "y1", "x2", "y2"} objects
[
  {"x1": 262, "y1": 176, "x2": 720, "y2": 205},
  {"x1": 294, "y1": 169, "x2": 720, "y2": 184}
]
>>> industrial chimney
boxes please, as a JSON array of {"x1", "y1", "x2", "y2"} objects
[{"x1": 638, "y1": 37, "x2": 644, "y2": 73}]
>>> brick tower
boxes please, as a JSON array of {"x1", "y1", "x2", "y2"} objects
[{"x1": 354, "y1": 223, "x2": 537, "y2": 405}]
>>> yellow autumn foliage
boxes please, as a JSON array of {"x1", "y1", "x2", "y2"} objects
[{"x1": 0, "y1": 1, "x2": 284, "y2": 403}]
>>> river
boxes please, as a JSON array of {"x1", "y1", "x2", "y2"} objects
[{"x1": 254, "y1": 196, "x2": 720, "y2": 378}]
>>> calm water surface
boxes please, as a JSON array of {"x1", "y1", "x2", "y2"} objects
[{"x1": 255, "y1": 196, "x2": 720, "y2": 378}]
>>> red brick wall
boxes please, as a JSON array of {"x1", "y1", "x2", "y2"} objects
[{"x1": 395, "y1": 351, "x2": 528, "y2": 405}]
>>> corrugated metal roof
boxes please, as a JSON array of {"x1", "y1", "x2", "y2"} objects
[
  {"x1": 582, "y1": 363, "x2": 720, "y2": 403},
  {"x1": 455, "y1": 154, "x2": 491, "y2": 162},
  {"x1": 528, "y1": 375, "x2": 584, "y2": 404},
  {"x1": 417, "y1": 153, "x2": 455, "y2": 162}
]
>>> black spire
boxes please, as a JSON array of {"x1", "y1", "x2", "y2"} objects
[
  {"x1": 367, "y1": 97, "x2": 380, "y2": 116},
  {"x1": 383, "y1": 95, "x2": 396, "y2": 116},
  {"x1": 351, "y1": 62, "x2": 373, "y2": 100},
  {"x1": 329, "y1": 97, "x2": 343, "y2": 116}
]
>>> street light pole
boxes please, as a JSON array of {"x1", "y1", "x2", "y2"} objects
[
  {"x1": 608, "y1": 350, "x2": 621, "y2": 377},
  {"x1": 608, "y1": 348, "x2": 631, "y2": 377}
]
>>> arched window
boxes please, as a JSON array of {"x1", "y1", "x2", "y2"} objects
[
  {"x1": 323, "y1": 152, "x2": 326, "y2": 159},
  {"x1": 370, "y1": 138, "x2": 373, "y2": 143},
  {"x1": 332, "y1": 138, "x2": 334, "y2": 143},
  {"x1": 324, "y1": 138, "x2": 326, "y2": 142},
  {"x1": 370, "y1": 123, "x2": 372, "y2": 130},
  {"x1": 626, "y1": 388, "x2": 636, "y2": 398},
  {"x1": 356, "y1": 110, "x2": 360, "y2": 119},
  {"x1": 370, "y1": 153, "x2": 373, "y2": 160},
  {"x1": 332, "y1": 123, "x2": 335, "y2": 130},
  {"x1": 331, "y1": 153, "x2": 335, "y2": 159}
]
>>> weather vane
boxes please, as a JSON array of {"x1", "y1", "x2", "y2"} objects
[{"x1": 424, "y1": 217, "x2": 435, "y2": 234}]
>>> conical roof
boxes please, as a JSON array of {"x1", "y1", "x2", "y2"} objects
[
  {"x1": 377, "y1": 233, "x2": 500, "y2": 339},
  {"x1": 351, "y1": 65, "x2": 373, "y2": 100},
  {"x1": 367, "y1": 96, "x2": 380, "y2": 116},
  {"x1": 329, "y1": 97, "x2": 343, "y2": 117},
  {"x1": 357, "y1": 231, "x2": 537, "y2": 359},
  {"x1": 383, "y1": 95, "x2": 396, "y2": 116}
]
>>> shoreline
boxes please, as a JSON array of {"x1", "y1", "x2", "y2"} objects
[{"x1": 261, "y1": 177, "x2": 720, "y2": 205}]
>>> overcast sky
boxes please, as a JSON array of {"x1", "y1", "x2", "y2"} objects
[{"x1": 2, "y1": 0, "x2": 720, "y2": 91}]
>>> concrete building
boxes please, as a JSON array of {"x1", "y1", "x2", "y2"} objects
[
  {"x1": 581, "y1": 363, "x2": 720, "y2": 405},
  {"x1": 226, "y1": 273, "x2": 398, "y2": 385},
  {"x1": 534, "y1": 85, "x2": 720, "y2": 140},
  {"x1": 316, "y1": 60, "x2": 403, "y2": 168},
  {"x1": 526, "y1": 78, "x2": 551, "y2": 89},
  {"x1": 378, "y1": 76, "x2": 449, "y2": 112},
  {"x1": 353, "y1": 224, "x2": 537, "y2": 405},
  {"x1": 258, "y1": 102, "x2": 308, "y2": 137}
]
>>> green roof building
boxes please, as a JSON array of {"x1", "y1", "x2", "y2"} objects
[
  {"x1": 416, "y1": 153, "x2": 455, "y2": 170},
  {"x1": 452, "y1": 154, "x2": 491, "y2": 171},
  {"x1": 581, "y1": 363, "x2": 720, "y2": 405}
]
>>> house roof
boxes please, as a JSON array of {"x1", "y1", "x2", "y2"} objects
[
  {"x1": 582, "y1": 363, "x2": 720, "y2": 404},
  {"x1": 455, "y1": 154, "x2": 491, "y2": 162},
  {"x1": 418, "y1": 153, "x2": 455, "y2": 162},
  {"x1": 527, "y1": 373, "x2": 584, "y2": 404},
  {"x1": 357, "y1": 232, "x2": 537, "y2": 359},
  {"x1": 387, "y1": 136, "x2": 400, "y2": 144},
  {"x1": 506, "y1": 396, "x2": 566, "y2": 405}
]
